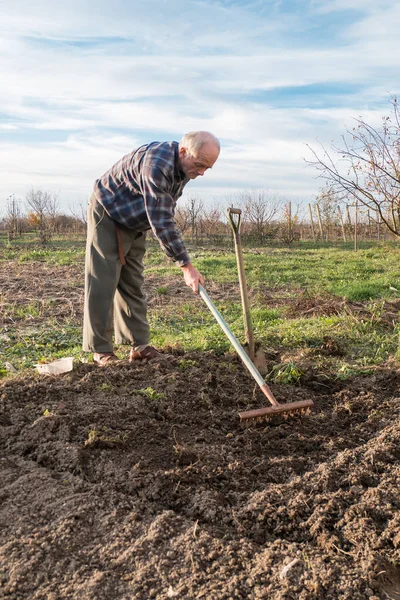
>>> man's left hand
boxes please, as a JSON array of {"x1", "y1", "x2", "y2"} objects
[{"x1": 181, "y1": 262, "x2": 204, "y2": 294}]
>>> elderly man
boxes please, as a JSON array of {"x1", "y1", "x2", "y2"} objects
[{"x1": 83, "y1": 131, "x2": 220, "y2": 366}]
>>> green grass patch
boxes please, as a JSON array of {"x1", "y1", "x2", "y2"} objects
[
  {"x1": 0, "y1": 325, "x2": 84, "y2": 372},
  {"x1": 2, "y1": 236, "x2": 400, "y2": 377}
]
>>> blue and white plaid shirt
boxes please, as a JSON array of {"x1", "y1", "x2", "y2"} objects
[{"x1": 94, "y1": 141, "x2": 191, "y2": 266}]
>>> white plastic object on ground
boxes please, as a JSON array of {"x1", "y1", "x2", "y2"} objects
[{"x1": 35, "y1": 357, "x2": 74, "y2": 375}]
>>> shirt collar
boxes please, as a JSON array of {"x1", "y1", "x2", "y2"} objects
[{"x1": 173, "y1": 141, "x2": 188, "y2": 183}]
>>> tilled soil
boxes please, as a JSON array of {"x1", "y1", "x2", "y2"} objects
[{"x1": 0, "y1": 352, "x2": 399, "y2": 599}]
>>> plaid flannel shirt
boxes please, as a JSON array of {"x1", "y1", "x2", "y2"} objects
[{"x1": 93, "y1": 141, "x2": 191, "y2": 266}]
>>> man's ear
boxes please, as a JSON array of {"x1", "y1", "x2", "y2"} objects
[{"x1": 179, "y1": 147, "x2": 187, "y2": 157}]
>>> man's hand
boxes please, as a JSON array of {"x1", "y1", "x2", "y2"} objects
[{"x1": 181, "y1": 262, "x2": 204, "y2": 293}]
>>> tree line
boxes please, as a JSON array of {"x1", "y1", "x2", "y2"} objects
[
  {"x1": 1, "y1": 189, "x2": 396, "y2": 248},
  {"x1": 2, "y1": 97, "x2": 399, "y2": 247}
]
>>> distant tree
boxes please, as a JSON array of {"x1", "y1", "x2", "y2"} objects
[
  {"x1": 185, "y1": 197, "x2": 204, "y2": 245},
  {"x1": 200, "y1": 207, "x2": 225, "y2": 244},
  {"x1": 237, "y1": 190, "x2": 282, "y2": 244},
  {"x1": 52, "y1": 214, "x2": 84, "y2": 234},
  {"x1": 314, "y1": 186, "x2": 341, "y2": 240},
  {"x1": 25, "y1": 188, "x2": 53, "y2": 244},
  {"x1": 69, "y1": 200, "x2": 88, "y2": 233},
  {"x1": 174, "y1": 206, "x2": 191, "y2": 236},
  {"x1": 46, "y1": 192, "x2": 60, "y2": 235},
  {"x1": 27, "y1": 211, "x2": 40, "y2": 229},
  {"x1": 5, "y1": 195, "x2": 22, "y2": 241},
  {"x1": 279, "y1": 201, "x2": 300, "y2": 245},
  {"x1": 307, "y1": 97, "x2": 400, "y2": 237}
]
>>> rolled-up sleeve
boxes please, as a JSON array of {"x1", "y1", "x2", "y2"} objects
[{"x1": 139, "y1": 163, "x2": 190, "y2": 267}]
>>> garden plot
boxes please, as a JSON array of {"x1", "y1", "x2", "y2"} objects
[{"x1": 0, "y1": 353, "x2": 399, "y2": 599}]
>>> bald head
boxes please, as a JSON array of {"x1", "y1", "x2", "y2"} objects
[
  {"x1": 179, "y1": 131, "x2": 220, "y2": 155},
  {"x1": 178, "y1": 131, "x2": 220, "y2": 180}
]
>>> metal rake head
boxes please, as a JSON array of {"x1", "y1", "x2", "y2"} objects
[{"x1": 239, "y1": 399, "x2": 314, "y2": 422}]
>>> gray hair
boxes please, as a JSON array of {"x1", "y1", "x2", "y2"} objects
[{"x1": 179, "y1": 131, "x2": 220, "y2": 156}]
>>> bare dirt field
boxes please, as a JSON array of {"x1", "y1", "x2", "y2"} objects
[
  {"x1": 1, "y1": 351, "x2": 400, "y2": 599},
  {"x1": 1, "y1": 256, "x2": 400, "y2": 598}
]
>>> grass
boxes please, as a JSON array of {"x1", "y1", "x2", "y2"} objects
[
  {"x1": 2, "y1": 247, "x2": 85, "y2": 266},
  {"x1": 0, "y1": 324, "x2": 83, "y2": 371},
  {"x1": 193, "y1": 246, "x2": 400, "y2": 300},
  {"x1": 1, "y1": 233, "x2": 400, "y2": 379}
]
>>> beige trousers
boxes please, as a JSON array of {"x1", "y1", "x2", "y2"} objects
[{"x1": 83, "y1": 195, "x2": 149, "y2": 353}]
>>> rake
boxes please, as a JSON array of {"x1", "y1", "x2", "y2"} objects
[{"x1": 198, "y1": 284, "x2": 314, "y2": 422}]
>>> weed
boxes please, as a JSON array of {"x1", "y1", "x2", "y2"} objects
[
  {"x1": 136, "y1": 387, "x2": 166, "y2": 401},
  {"x1": 178, "y1": 359, "x2": 198, "y2": 371},
  {"x1": 97, "y1": 382, "x2": 116, "y2": 392},
  {"x1": 336, "y1": 364, "x2": 374, "y2": 380},
  {"x1": 267, "y1": 362, "x2": 304, "y2": 385},
  {"x1": 5, "y1": 302, "x2": 43, "y2": 320},
  {"x1": 85, "y1": 429, "x2": 100, "y2": 445},
  {"x1": 84, "y1": 427, "x2": 128, "y2": 448},
  {"x1": 156, "y1": 286, "x2": 169, "y2": 295}
]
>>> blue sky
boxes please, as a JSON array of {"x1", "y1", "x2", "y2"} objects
[{"x1": 1, "y1": 0, "x2": 398, "y2": 214}]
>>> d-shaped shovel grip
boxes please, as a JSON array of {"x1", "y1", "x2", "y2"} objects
[{"x1": 227, "y1": 207, "x2": 242, "y2": 238}]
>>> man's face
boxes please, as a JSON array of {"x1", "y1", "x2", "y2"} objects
[{"x1": 179, "y1": 142, "x2": 220, "y2": 179}]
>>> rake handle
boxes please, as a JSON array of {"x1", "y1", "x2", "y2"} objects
[{"x1": 198, "y1": 284, "x2": 279, "y2": 406}]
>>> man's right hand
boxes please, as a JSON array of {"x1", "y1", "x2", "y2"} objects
[{"x1": 181, "y1": 262, "x2": 204, "y2": 294}]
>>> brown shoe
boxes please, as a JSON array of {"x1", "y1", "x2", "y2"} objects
[
  {"x1": 93, "y1": 352, "x2": 119, "y2": 366},
  {"x1": 129, "y1": 345, "x2": 161, "y2": 361}
]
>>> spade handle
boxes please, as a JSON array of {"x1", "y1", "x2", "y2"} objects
[{"x1": 227, "y1": 207, "x2": 255, "y2": 360}]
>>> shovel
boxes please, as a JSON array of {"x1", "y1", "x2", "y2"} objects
[
  {"x1": 227, "y1": 207, "x2": 268, "y2": 373},
  {"x1": 198, "y1": 284, "x2": 314, "y2": 422},
  {"x1": 227, "y1": 207, "x2": 255, "y2": 359}
]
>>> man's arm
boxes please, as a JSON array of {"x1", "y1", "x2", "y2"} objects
[
  {"x1": 139, "y1": 165, "x2": 205, "y2": 291},
  {"x1": 139, "y1": 165, "x2": 190, "y2": 265}
]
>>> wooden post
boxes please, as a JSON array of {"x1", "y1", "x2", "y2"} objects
[
  {"x1": 367, "y1": 210, "x2": 371, "y2": 240},
  {"x1": 391, "y1": 207, "x2": 397, "y2": 234},
  {"x1": 315, "y1": 203, "x2": 324, "y2": 241},
  {"x1": 287, "y1": 201, "x2": 292, "y2": 243},
  {"x1": 354, "y1": 200, "x2": 358, "y2": 252},
  {"x1": 346, "y1": 205, "x2": 353, "y2": 240},
  {"x1": 337, "y1": 206, "x2": 346, "y2": 242},
  {"x1": 308, "y1": 203, "x2": 315, "y2": 242}
]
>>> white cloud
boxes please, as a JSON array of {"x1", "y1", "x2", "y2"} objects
[{"x1": 0, "y1": 0, "x2": 398, "y2": 213}]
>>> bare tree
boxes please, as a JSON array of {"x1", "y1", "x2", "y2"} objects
[
  {"x1": 314, "y1": 186, "x2": 341, "y2": 240},
  {"x1": 69, "y1": 199, "x2": 88, "y2": 233},
  {"x1": 306, "y1": 97, "x2": 400, "y2": 237},
  {"x1": 279, "y1": 201, "x2": 300, "y2": 244},
  {"x1": 174, "y1": 206, "x2": 191, "y2": 236},
  {"x1": 25, "y1": 188, "x2": 53, "y2": 244},
  {"x1": 185, "y1": 197, "x2": 204, "y2": 245},
  {"x1": 237, "y1": 190, "x2": 282, "y2": 244},
  {"x1": 46, "y1": 192, "x2": 60, "y2": 235},
  {"x1": 5, "y1": 195, "x2": 22, "y2": 241},
  {"x1": 200, "y1": 206, "x2": 224, "y2": 244}
]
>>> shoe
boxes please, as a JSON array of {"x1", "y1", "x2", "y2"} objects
[
  {"x1": 129, "y1": 345, "x2": 161, "y2": 361},
  {"x1": 93, "y1": 352, "x2": 119, "y2": 366}
]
